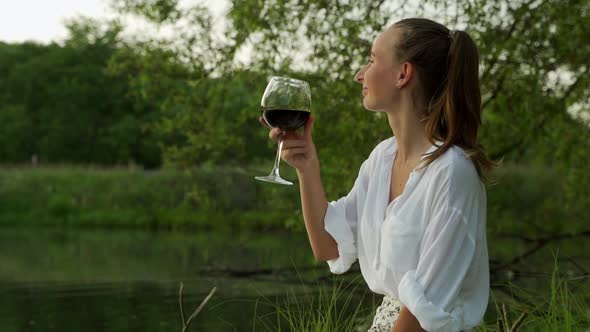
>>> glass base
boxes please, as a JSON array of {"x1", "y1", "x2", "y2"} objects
[{"x1": 255, "y1": 175, "x2": 293, "y2": 186}]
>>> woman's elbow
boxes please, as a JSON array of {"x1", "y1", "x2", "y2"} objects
[{"x1": 312, "y1": 247, "x2": 339, "y2": 261}]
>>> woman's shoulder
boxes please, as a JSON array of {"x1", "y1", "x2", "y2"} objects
[
  {"x1": 425, "y1": 145, "x2": 485, "y2": 211},
  {"x1": 371, "y1": 136, "x2": 397, "y2": 156},
  {"x1": 352, "y1": 137, "x2": 396, "y2": 174},
  {"x1": 432, "y1": 144, "x2": 474, "y2": 167},
  {"x1": 428, "y1": 144, "x2": 482, "y2": 188},
  {"x1": 360, "y1": 136, "x2": 396, "y2": 164}
]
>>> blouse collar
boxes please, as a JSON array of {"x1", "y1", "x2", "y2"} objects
[{"x1": 387, "y1": 137, "x2": 444, "y2": 168}]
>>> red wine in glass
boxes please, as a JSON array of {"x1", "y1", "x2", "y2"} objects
[
  {"x1": 261, "y1": 108, "x2": 310, "y2": 131},
  {"x1": 255, "y1": 77, "x2": 311, "y2": 185}
]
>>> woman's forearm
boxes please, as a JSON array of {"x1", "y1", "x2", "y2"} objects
[
  {"x1": 392, "y1": 306, "x2": 426, "y2": 332},
  {"x1": 297, "y1": 162, "x2": 339, "y2": 261}
]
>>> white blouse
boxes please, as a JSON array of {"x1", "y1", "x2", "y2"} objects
[{"x1": 324, "y1": 136, "x2": 489, "y2": 332}]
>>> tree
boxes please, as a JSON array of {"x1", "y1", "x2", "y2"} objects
[
  {"x1": 106, "y1": 0, "x2": 590, "y2": 286},
  {"x1": 110, "y1": 0, "x2": 590, "y2": 194},
  {"x1": 0, "y1": 18, "x2": 163, "y2": 166}
]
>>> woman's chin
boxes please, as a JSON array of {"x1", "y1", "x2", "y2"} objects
[
  {"x1": 363, "y1": 100, "x2": 378, "y2": 111},
  {"x1": 362, "y1": 98, "x2": 389, "y2": 113}
]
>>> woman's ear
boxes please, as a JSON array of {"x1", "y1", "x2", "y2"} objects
[{"x1": 396, "y1": 62, "x2": 414, "y2": 89}]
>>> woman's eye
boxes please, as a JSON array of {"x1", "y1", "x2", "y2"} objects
[{"x1": 368, "y1": 59, "x2": 374, "y2": 64}]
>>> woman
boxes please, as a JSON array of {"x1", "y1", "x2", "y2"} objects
[{"x1": 259, "y1": 18, "x2": 500, "y2": 332}]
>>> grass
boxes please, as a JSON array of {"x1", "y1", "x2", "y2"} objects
[
  {"x1": 253, "y1": 274, "x2": 377, "y2": 332},
  {"x1": 0, "y1": 164, "x2": 298, "y2": 230},
  {"x1": 248, "y1": 251, "x2": 589, "y2": 332},
  {"x1": 477, "y1": 250, "x2": 590, "y2": 331},
  {"x1": 0, "y1": 161, "x2": 587, "y2": 234}
]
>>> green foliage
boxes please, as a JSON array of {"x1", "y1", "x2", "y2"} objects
[
  {"x1": 0, "y1": 18, "x2": 162, "y2": 167},
  {"x1": 0, "y1": 105, "x2": 33, "y2": 160},
  {"x1": 0, "y1": 165, "x2": 183, "y2": 228},
  {"x1": 108, "y1": 5, "x2": 590, "y2": 285},
  {"x1": 0, "y1": 165, "x2": 301, "y2": 230},
  {"x1": 0, "y1": 161, "x2": 584, "y2": 236},
  {"x1": 3, "y1": 0, "x2": 587, "y2": 192},
  {"x1": 110, "y1": 0, "x2": 181, "y2": 23},
  {"x1": 107, "y1": 0, "x2": 590, "y2": 206},
  {"x1": 48, "y1": 194, "x2": 75, "y2": 219}
]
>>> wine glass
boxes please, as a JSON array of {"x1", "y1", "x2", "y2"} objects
[{"x1": 255, "y1": 76, "x2": 311, "y2": 185}]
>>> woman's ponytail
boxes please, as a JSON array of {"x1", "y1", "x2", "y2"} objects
[{"x1": 394, "y1": 19, "x2": 502, "y2": 185}]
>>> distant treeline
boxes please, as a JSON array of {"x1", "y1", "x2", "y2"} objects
[
  {"x1": 0, "y1": 33, "x2": 163, "y2": 166},
  {"x1": 0, "y1": 23, "x2": 283, "y2": 170}
]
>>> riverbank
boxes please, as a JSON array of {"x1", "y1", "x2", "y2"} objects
[
  {"x1": 0, "y1": 164, "x2": 293, "y2": 230},
  {"x1": 0, "y1": 162, "x2": 584, "y2": 235}
]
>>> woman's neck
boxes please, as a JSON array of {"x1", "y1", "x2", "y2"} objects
[{"x1": 385, "y1": 100, "x2": 432, "y2": 166}]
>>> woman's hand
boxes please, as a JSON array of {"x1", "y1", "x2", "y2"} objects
[{"x1": 259, "y1": 115, "x2": 319, "y2": 173}]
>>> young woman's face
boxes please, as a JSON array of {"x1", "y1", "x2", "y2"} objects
[{"x1": 354, "y1": 28, "x2": 402, "y2": 111}]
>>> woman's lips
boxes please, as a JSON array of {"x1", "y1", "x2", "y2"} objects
[{"x1": 362, "y1": 87, "x2": 368, "y2": 95}]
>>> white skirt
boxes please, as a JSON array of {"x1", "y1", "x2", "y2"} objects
[{"x1": 368, "y1": 295, "x2": 402, "y2": 332}]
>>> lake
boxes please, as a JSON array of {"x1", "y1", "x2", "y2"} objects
[
  {"x1": 1, "y1": 226, "x2": 588, "y2": 331},
  {"x1": 0, "y1": 226, "x2": 377, "y2": 331}
]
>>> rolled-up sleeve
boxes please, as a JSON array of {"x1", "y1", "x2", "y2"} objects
[
  {"x1": 398, "y1": 207, "x2": 475, "y2": 331},
  {"x1": 398, "y1": 158, "x2": 486, "y2": 332},
  {"x1": 324, "y1": 159, "x2": 370, "y2": 274}
]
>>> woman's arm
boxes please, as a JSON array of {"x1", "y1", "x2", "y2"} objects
[
  {"x1": 392, "y1": 307, "x2": 427, "y2": 332},
  {"x1": 262, "y1": 116, "x2": 338, "y2": 261},
  {"x1": 296, "y1": 163, "x2": 339, "y2": 261}
]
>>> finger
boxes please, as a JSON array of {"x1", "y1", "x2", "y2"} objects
[
  {"x1": 269, "y1": 128, "x2": 303, "y2": 142},
  {"x1": 269, "y1": 128, "x2": 281, "y2": 141},
  {"x1": 304, "y1": 115, "x2": 314, "y2": 140},
  {"x1": 282, "y1": 139, "x2": 307, "y2": 149},
  {"x1": 282, "y1": 147, "x2": 308, "y2": 159},
  {"x1": 283, "y1": 130, "x2": 304, "y2": 140},
  {"x1": 259, "y1": 116, "x2": 272, "y2": 129}
]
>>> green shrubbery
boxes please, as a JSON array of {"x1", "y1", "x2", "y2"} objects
[{"x1": 0, "y1": 161, "x2": 586, "y2": 236}]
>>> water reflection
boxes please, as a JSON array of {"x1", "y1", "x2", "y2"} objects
[
  {"x1": 4, "y1": 226, "x2": 586, "y2": 331},
  {"x1": 0, "y1": 227, "x2": 340, "y2": 331}
]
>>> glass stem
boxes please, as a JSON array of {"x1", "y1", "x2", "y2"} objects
[{"x1": 270, "y1": 130, "x2": 285, "y2": 177}]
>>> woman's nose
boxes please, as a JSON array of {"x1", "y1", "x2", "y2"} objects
[{"x1": 355, "y1": 67, "x2": 365, "y2": 84}]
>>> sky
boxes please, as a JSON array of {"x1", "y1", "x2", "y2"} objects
[
  {"x1": 0, "y1": 0, "x2": 227, "y2": 43},
  {"x1": 0, "y1": 0, "x2": 111, "y2": 43}
]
